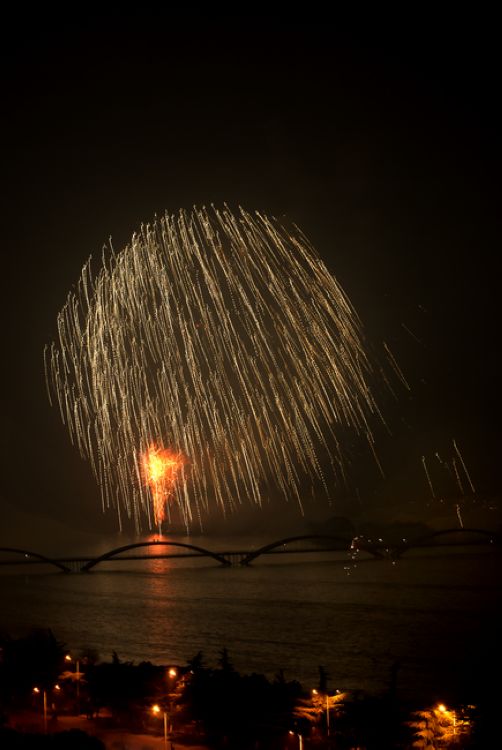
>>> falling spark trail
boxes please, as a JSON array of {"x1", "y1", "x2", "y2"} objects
[
  {"x1": 421, "y1": 455, "x2": 436, "y2": 499},
  {"x1": 383, "y1": 341, "x2": 410, "y2": 391},
  {"x1": 452, "y1": 458, "x2": 465, "y2": 495},
  {"x1": 453, "y1": 438, "x2": 476, "y2": 493},
  {"x1": 46, "y1": 207, "x2": 381, "y2": 530},
  {"x1": 400, "y1": 322, "x2": 423, "y2": 344}
]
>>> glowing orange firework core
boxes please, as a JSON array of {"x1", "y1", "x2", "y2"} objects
[{"x1": 141, "y1": 445, "x2": 186, "y2": 526}]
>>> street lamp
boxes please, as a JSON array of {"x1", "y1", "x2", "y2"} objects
[
  {"x1": 33, "y1": 687, "x2": 48, "y2": 733},
  {"x1": 289, "y1": 730, "x2": 303, "y2": 749},
  {"x1": 65, "y1": 654, "x2": 81, "y2": 715},
  {"x1": 312, "y1": 688, "x2": 330, "y2": 735},
  {"x1": 437, "y1": 702, "x2": 457, "y2": 737},
  {"x1": 167, "y1": 667, "x2": 178, "y2": 732},
  {"x1": 152, "y1": 704, "x2": 168, "y2": 749}
]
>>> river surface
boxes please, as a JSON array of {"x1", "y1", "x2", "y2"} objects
[{"x1": 1, "y1": 536, "x2": 500, "y2": 704}]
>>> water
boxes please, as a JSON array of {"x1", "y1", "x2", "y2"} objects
[{"x1": 1, "y1": 538, "x2": 500, "y2": 704}]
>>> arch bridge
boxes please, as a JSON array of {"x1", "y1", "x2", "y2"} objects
[
  {"x1": 80, "y1": 540, "x2": 232, "y2": 571},
  {"x1": 81, "y1": 534, "x2": 376, "y2": 570},
  {"x1": 0, "y1": 529, "x2": 498, "y2": 572}
]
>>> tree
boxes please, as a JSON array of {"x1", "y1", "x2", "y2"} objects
[
  {"x1": 179, "y1": 652, "x2": 303, "y2": 748},
  {"x1": 0, "y1": 629, "x2": 66, "y2": 703},
  {"x1": 85, "y1": 654, "x2": 165, "y2": 726}
]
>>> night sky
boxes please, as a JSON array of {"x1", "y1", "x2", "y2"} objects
[{"x1": 1, "y1": 11, "x2": 500, "y2": 539}]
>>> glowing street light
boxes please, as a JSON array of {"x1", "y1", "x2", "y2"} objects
[
  {"x1": 152, "y1": 704, "x2": 168, "y2": 749},
  {"x1": 289, "y1": 730, "x2": 303, "y2": 749},
  {"x1": 437, "y1": 702, "x2": 457, "y2": 736}
]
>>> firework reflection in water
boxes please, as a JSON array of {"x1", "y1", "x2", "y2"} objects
[{"x1": 46, "y1": 207, "x2": 381, "y2": 530}]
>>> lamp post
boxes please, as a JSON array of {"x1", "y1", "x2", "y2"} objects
[
  {"x1": 167, "y1": 667, "x2": 177, "y2": 733},
  {"x1": 33, "y1": 687, "x2": 47, "y2": 733},
  {"x1": 65, "y1": 654, "x2": 81, "y2": 715},
  {"x1": 312, "y1": 688, "x2": 330, "y2": 734},
  {"x1": 152, "y1": 704, "x2": 168, "y2": 749},
  {"x1": 289, "y1": 730, "x2": 303, "y2": 749}
]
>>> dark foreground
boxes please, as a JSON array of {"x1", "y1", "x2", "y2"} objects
[{"x1": 0, "y1": 629, "x2": 497, "y2": 748}]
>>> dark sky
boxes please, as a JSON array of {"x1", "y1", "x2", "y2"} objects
[{"x1": 1, "y1": 11, "x2": 500, "y2": 536}]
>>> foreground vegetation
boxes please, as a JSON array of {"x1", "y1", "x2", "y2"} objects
[{"x1": 0, "y1": 629, "x2": 495, "y2": 748}]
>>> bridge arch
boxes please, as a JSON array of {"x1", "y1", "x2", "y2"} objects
[
  {"x1": 397, "y1": 527, "x2": 501, "y2": 557},
  {"x1": 0, "y1": 547, "x2": 71, "y2": 573},
  {"x1": 80, "y1": 541, "x2": 231, "y2": 572},
  {"x1": 239, "y1": 534, "x2": 382, "y2": 565}
]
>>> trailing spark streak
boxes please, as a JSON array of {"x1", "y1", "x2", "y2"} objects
[{"x1": 46, "y1": 207, "x2": 380, "y2": 531}]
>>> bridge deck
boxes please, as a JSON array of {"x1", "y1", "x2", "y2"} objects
[{"x1": 0, "y1": 546, "x2": 354, "y2": 566}]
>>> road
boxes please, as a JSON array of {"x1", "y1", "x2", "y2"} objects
[{"x1": 7, "y1": 712, "x2": 210, "y2": 749}]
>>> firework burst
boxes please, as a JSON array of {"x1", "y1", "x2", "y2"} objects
[
  {"x1": 141, "y1": 445, "x2": 186, "y2": 527},
  {"x1": 45, "y1": 206, "x2": 381, "y2": 531}
]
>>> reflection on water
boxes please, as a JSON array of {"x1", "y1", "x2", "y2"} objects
[{"x1": 0, "y1": 543, "x2": 500, "y2": 703}]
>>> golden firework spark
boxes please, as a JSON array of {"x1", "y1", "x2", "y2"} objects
[{"x1": 46, "y1": 206, "x2": 381, "y2": 531}]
